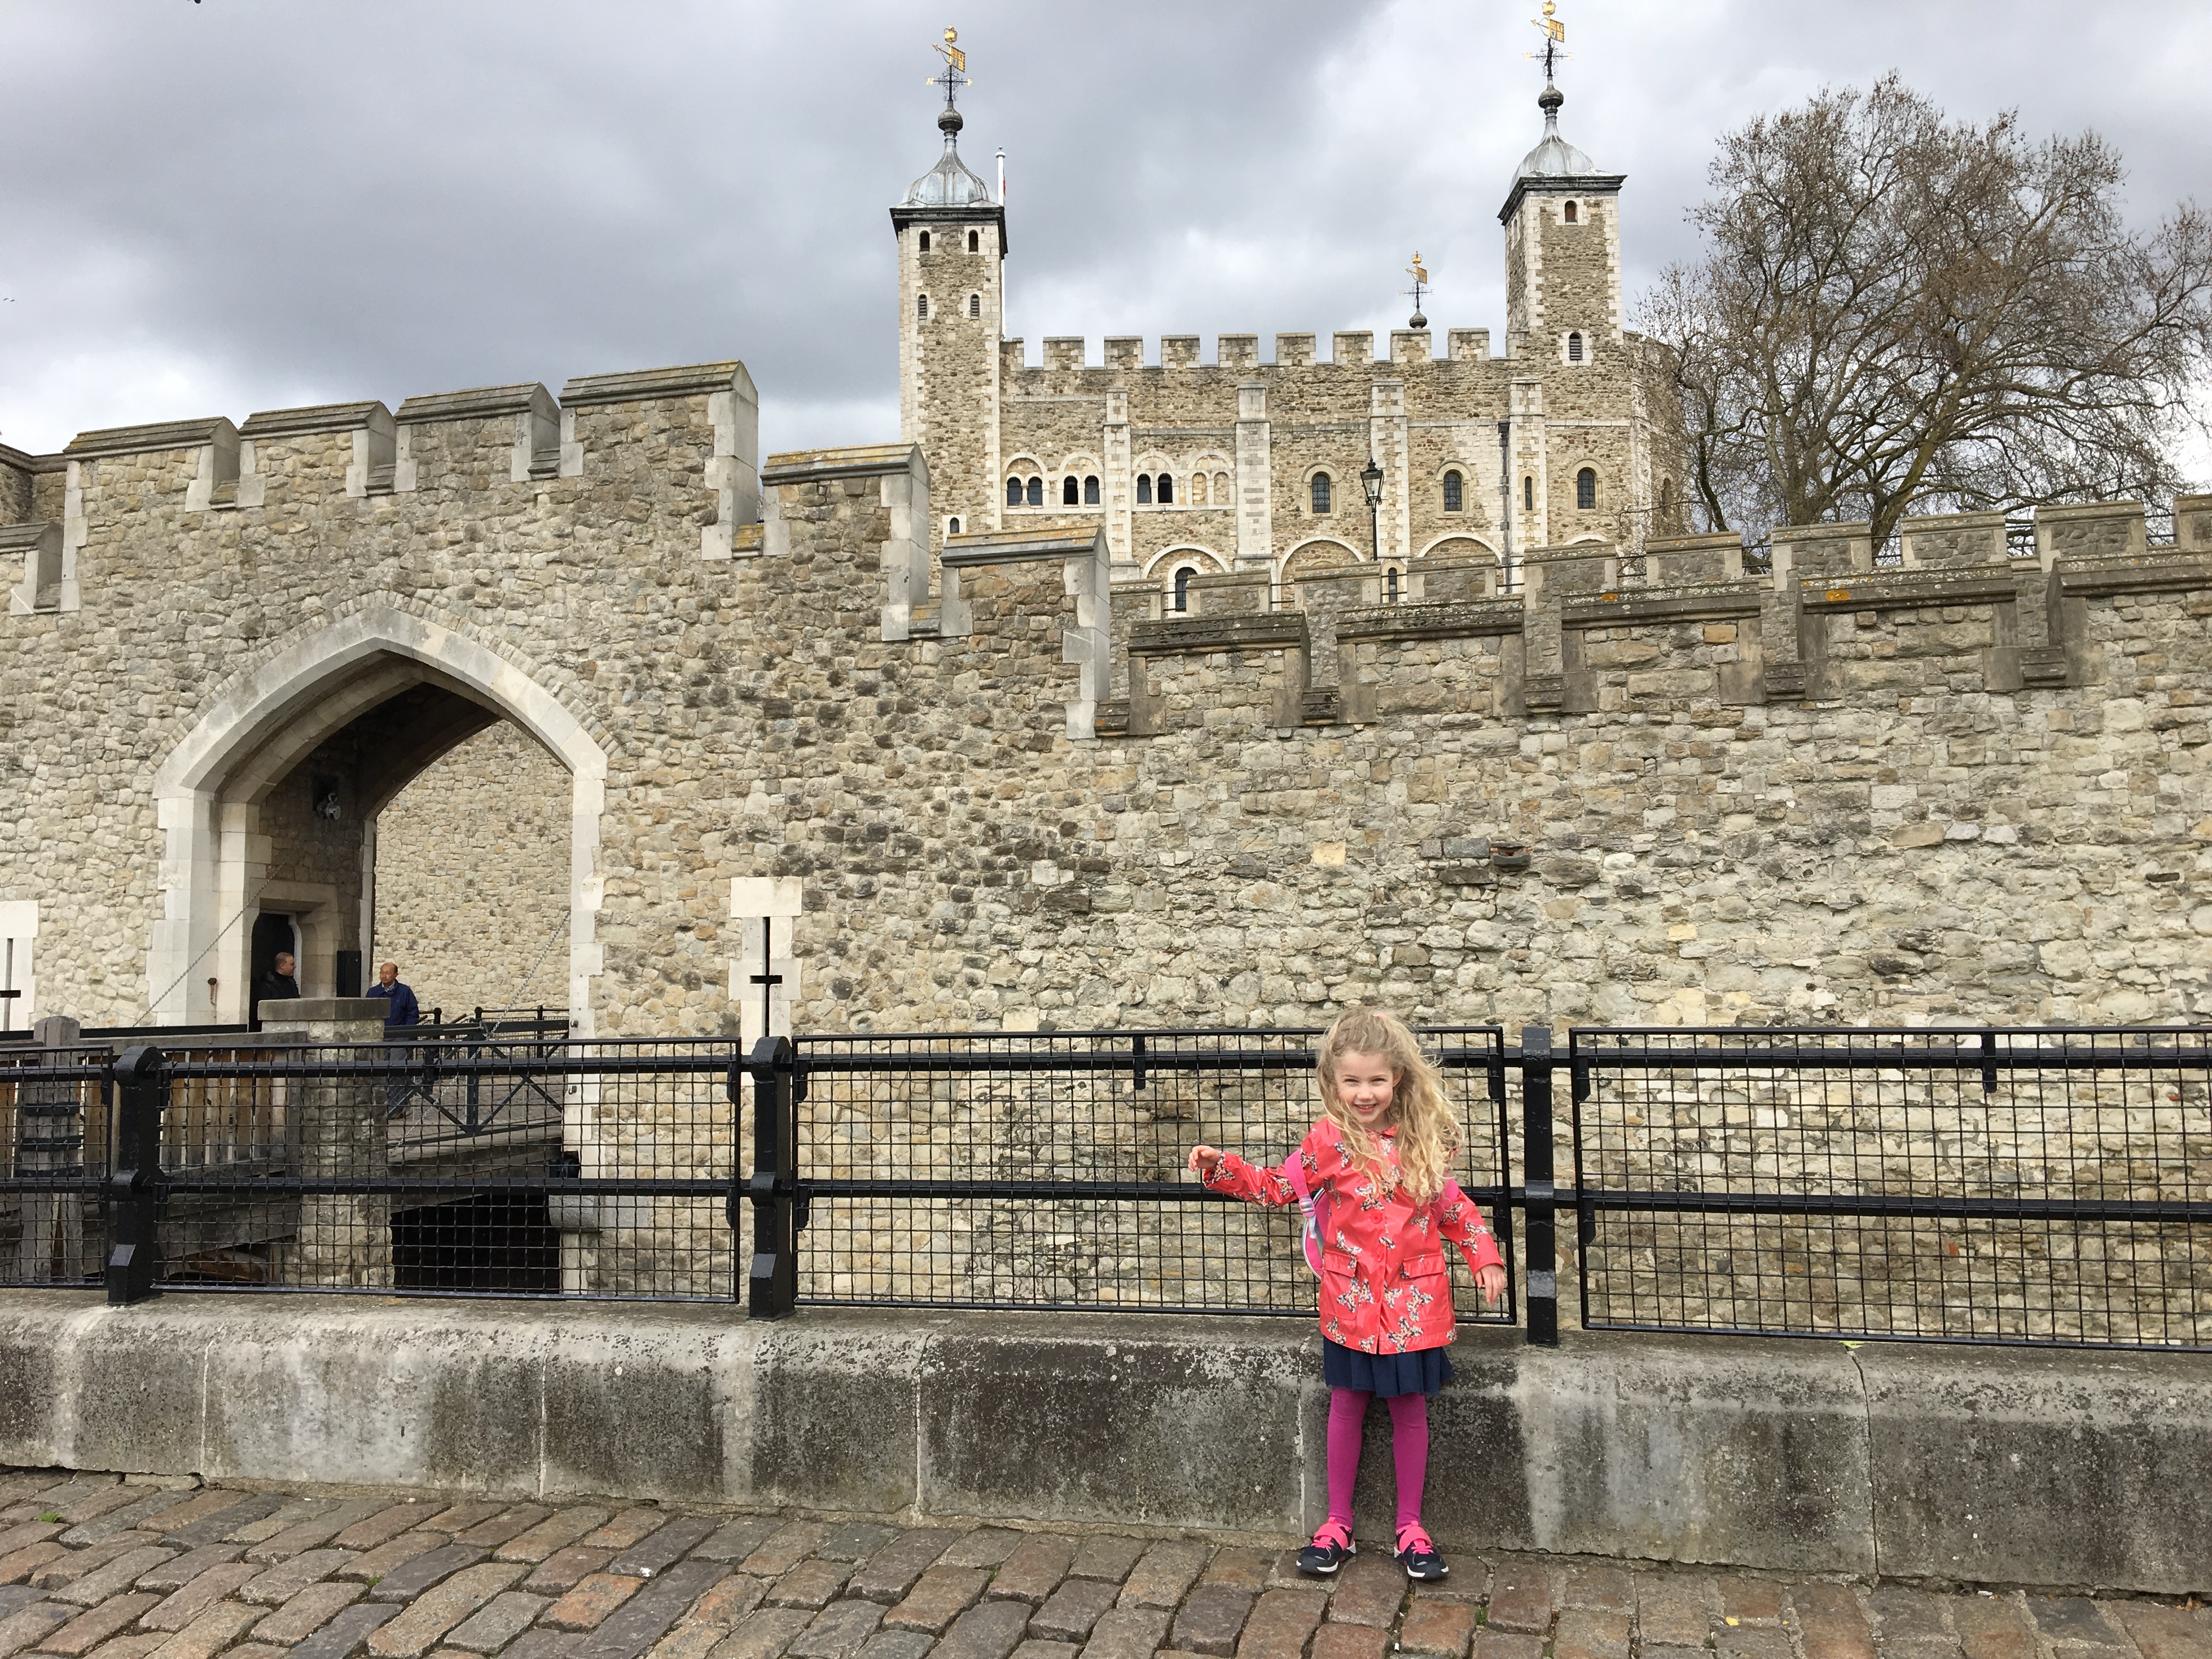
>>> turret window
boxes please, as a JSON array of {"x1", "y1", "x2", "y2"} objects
[
  {"x1": 1311, "y1": 472, "x2": 1332, "y2": 515},
  {"x1": 967, "y1": 229, "x2": 979, "y2": 252},
  {"x1": 968, "y1": 292, "x2": 981, "y2": 319},
  {"x1": 1084, "y1": 475, "x2": 1100, "y2": 505},
  {"x1": 1063, "y1": 476, "x2": 1079, "y2": 505},
  {"x1": 1173, "y1": 567, "x2": 1194, "y2": 612},
  {"x1": 1442, "y1": 470, "x2": 1463, "y2": 513},
  {"x1": 917, "y1": 294, "x2": 929, "y2": 322},
  {"x1": 1563, "y1": 201, "x2": 1578, "y2": 224},
  {"x1": 1386, "y1": 568, "x2": 1401, "y2": 603},
  {"x1": 1157, "y1": 473, "x2": 1175, "y2": 505},
  {"x1": 948, "y1": 517, "x2": 961, "y2": 535},
  {"x1": 1007, "y1": 477, "x2": 1023, "y2": 507},
  {"x1": 1137, "y1": 475, "x2": 1152, "y2": 505},
  {"x1": 919, "y1": 231, "x2": 931, "y2": 253},
  {"x1": 1577, "y1": 467, "x2": 1598, "y2": 510},
  {"x1": 1027, "y1": 477, "x2": 1044, "y2": 507},
  {"x1": 1567, "y1": 331, "x2": 1584, "y2": 363},
  {"x1": 1523, "y1": 476, "x2": 1534, "y2": 512}
]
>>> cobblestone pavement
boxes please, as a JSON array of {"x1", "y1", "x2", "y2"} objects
[{"x1": 0, "y1": 1472, "x2": 2205, "y2": 1659}]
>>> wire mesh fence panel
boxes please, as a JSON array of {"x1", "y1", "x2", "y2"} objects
[
  {"x1": 0, "y1": 1047, "x2": 111, "y2": 1286},
  {"x1": 1571, "y1": 1027, "x2": 2212, "y2": 1347},
  {"x1": 150, "y1": 1039, "x2": 743, "y2": 1299},
  {"x1": 788, "y1": 1027, "x2": 1513, "y2": 1318}
]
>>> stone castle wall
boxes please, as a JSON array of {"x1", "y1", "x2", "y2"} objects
[
  {"x1": 1, "y1": 364, "x2": 2208, "y2": 1041},
  {"x1": 371, "y1": 723, "x2": 571, "y2": 1020}
]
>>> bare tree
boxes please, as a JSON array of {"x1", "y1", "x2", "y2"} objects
[{"x1": 1641, "y1": 76, "x2": 2212, "y2": 547}]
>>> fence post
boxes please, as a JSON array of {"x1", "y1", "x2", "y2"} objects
[
  {"x1": 104, "y1": 1044, "x2": 165, "y2": 1307},
  {"x1": 746, "y1": 1034, "x2": 798, "y2": 1318},
  {"x1": 1519, "y1": 1025, "x2": 1560, "y2": 1346}
]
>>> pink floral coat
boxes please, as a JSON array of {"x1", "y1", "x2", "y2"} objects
[{"x1": 1201, "y1": 1119, "x2": 1506, "y2": 1354}]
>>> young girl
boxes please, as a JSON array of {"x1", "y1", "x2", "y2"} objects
[{"x1": 1188, "y1": 1008, "x2": 1507, "y2": 1582}]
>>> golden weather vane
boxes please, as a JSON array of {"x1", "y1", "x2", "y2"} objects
[
  {"x1": 1525, "y1": 0, "x2": 1569, "y2": 81},
  {"x1": 1400, "y1": 253, "x2": 1431, "y2": 329},
  {"x1": 927, "y1": 26, "x2": 974, "y2": 105}
]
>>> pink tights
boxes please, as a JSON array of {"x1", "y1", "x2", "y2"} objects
[{"x1": 1325, "y1": 1387, "x2": 1427, "y2": 1537}]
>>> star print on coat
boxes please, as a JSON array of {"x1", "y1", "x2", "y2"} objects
[{"x1": 1201, "y1": 1118, "x2": 1506, "y2": 1353}]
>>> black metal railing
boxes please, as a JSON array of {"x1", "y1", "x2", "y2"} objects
[
  {"x1": 1570, "y1": 1026, "x2": 2212, "y2": 1349},
  {"x1": 4, "y1": 1022, "x2": 2205, "y2": 1352}
]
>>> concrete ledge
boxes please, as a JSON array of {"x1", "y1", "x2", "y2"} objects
[{"x1": 0, "y1": 1293, "x2": 2204, "y2": 1593}]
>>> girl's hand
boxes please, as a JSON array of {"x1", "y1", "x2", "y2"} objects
[
  {"x1": 1476, "y1": 1264, "x2": 1508, "y2": 1306},
  {"x1": 1188, "y1": 1144, "x2": 1226, "y2": 1175}
]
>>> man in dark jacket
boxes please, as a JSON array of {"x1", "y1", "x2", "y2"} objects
[
  {"x1": 367, "y1": 961, "x2": 421, "y2": 1028},
  {"x1": 252, "y1": 951, "x2": 300, "y2": 1022},
  {"x1": 368, "y1": 961, "x2": 423, "y2": 1116}
]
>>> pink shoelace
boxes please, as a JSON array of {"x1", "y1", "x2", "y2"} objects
[
  {"x1": 1313, "y1": 1519, "x2": 1353, "y2": 1550},
  {"x1": 1396, "y1": 1522, "x2": 1435, "y2": 1555}
]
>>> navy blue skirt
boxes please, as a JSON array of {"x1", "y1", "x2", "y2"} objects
[{"x1": 1322, "y1": 1338, "x2": 1454, "y2": 1398}]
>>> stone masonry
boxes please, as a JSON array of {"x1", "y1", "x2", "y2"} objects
[
  {"x1": 0, "y1": 1467, "x2": 2204, "y2": 1659},
  {"x1": 2, "y1": 53, "x2": 2210, "y2": 1042}
]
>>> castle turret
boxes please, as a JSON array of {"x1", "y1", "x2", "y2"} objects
[
  {"x1": 891, "y1": 36, "x2": 1006, "y2": 556},
  {"x1": 1498, "y1": 77, "x2": 1624, "y2": 359}
]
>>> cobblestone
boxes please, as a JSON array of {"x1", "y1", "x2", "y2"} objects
[
  {"x1": 499, "y1": 1517, "x2": 610, "y2": 1568},
  {"x1": 0, "y1": 1471, "x2": 2197, "y2": 1659}
]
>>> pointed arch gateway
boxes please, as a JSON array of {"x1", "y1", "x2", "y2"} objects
[{"x1": 148, "y1": 601, "x2": 608, "y2": 1034}]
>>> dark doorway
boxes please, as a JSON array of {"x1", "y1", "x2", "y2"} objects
[
  {"x1": 250, "y1": 912, "x2": 298, "y2": 1020},
  {"x1": 392, "y1": 1193, "x2": 561, "y2": 1291}
]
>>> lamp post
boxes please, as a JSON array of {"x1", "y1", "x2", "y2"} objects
[{"x1": 1361, "y1": 456, "x2": 1385, "y2": 597}]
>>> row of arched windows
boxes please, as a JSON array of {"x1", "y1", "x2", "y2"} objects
[
  {"x1": 1516, "y1": 469, "x2": 1601, "y2": 511},
  {"x1": 915, "y1": 230, "x2": 984, "y2": 253},
  {"x1": 1002, "y1": 464, "x2": 1601, "y2": 517}
]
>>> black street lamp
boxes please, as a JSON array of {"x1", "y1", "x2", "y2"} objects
[{"x1": 1361, "y1": 458, "x2": 1385, "y2": 579}]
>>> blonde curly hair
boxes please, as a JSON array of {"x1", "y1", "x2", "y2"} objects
[{"x1": 1314, "y1": 1007, "x2": 1460, "y2": 1204}]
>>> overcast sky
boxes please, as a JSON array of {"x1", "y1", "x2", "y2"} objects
[{"x1": 3, "y1": 0, "x2": 2207, "y2": 479}]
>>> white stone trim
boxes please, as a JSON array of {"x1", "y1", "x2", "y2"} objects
[
  {"x1": 699, "y1": 382, "x2": 761, "y2": 560},
  {"x1": 0, "y1": 900, "x2": 37, "y2": 1035},
  {"x1": 1139, "y1": 543, "x2": 1228, "y2": 579},
  {"x1": 1418, "y1": 531, "x2": 1502, "y2": 561},
  {"x1": 148, "y1": 603, "x2": 607, "y2": 1034},
  {"x1": 729, "y1": 877, "x2": 804, "y2": 1051}
]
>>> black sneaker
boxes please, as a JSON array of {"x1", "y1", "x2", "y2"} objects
[
  {"x1": 1296, "y1": 1522, "x2": 1356, "y2": 1577},
  {"x1": 1396, "y1": 1526, "x2": 1448, "y2": 1581}
]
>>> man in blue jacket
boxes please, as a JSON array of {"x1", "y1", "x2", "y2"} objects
[
  {"x1": 368, "y1": 961, "x2": 421, "y2": 1027},
  {"x1": 368, "y1": 961, "x2": 422, "y2": 1116}
]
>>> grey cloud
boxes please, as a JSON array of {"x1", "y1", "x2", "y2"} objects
[{"x1": 1, "y1": 0, "x2": 2204, "y2": 465}]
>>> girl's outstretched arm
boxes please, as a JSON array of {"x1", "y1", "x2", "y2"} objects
[
  {"x1": 1187, "y1": 1142, "x2": 1301, "y2": 1206},
  {"x1": 1436, "y1": 1180, "x2": 1508, "y2": 1291}
]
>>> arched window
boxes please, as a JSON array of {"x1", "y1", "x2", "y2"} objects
[
  {"x1": 917, "y1": 294, "x2": 929, "y2": 322},
  {"x1": 1567, "y1": 332, "x2": 1583, "y2": 363},
  {"x1": 1523, "y1": 476, "x2": 1534, "y2": 512},
  {"x1": 1214, "y1": 471, "x2": 1230, "y2": 503},
  {"x1": 1577, "y1": 467, "x2": 1597, "y2": 510},
  {"x1": 1158, "y1": 473, "x2": 1174, "y2": 505},
  {"x1": 947, "y1": 516, "x2": 961, "y2": 535},
  {"x1": 1137, "y1": 475, "x2": 1152, "y2": 505},
  {"x1": 968, "y1": 293, "x2": 980, "y2": 319},
  {"x1": 1007, "y1": 477, "x2": 1023, "y2": 507},
  {"x1": 1386, "y1": 568, "x2": 1401, "y2": 603},
  {"x1": 1026, "y1": 477, "x2": 1044, "y2": 507},
  {"x1": 1563, "y1": 201, "x2": 1578, "y2": 224},
  {"x1": 1312, "y1": 472, "x2": 1331, "y2": 515},
  {"x1": 1084, "y1": 475, "x2": 1100, "y2": 504},
  {"x1": 918, "y1": 231, "x2": 931, "y2": 253},
  {"x1": 1063, "y1": 476, "x2": 1079, "y2": 506},
  {"x1": 1442, "y1": 470, "x2": 1463, "y2": 513},
  {"x1": 1173, "y1": 567, "x2": 1194, "y2": 612},
  {"x1": 967, "y1": 229, "x2": 979, "y2": 253}
]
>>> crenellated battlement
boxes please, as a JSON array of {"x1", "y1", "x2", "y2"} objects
[{"x1": 997, "y1": 329, "x2": 1515, "y2": 371}]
